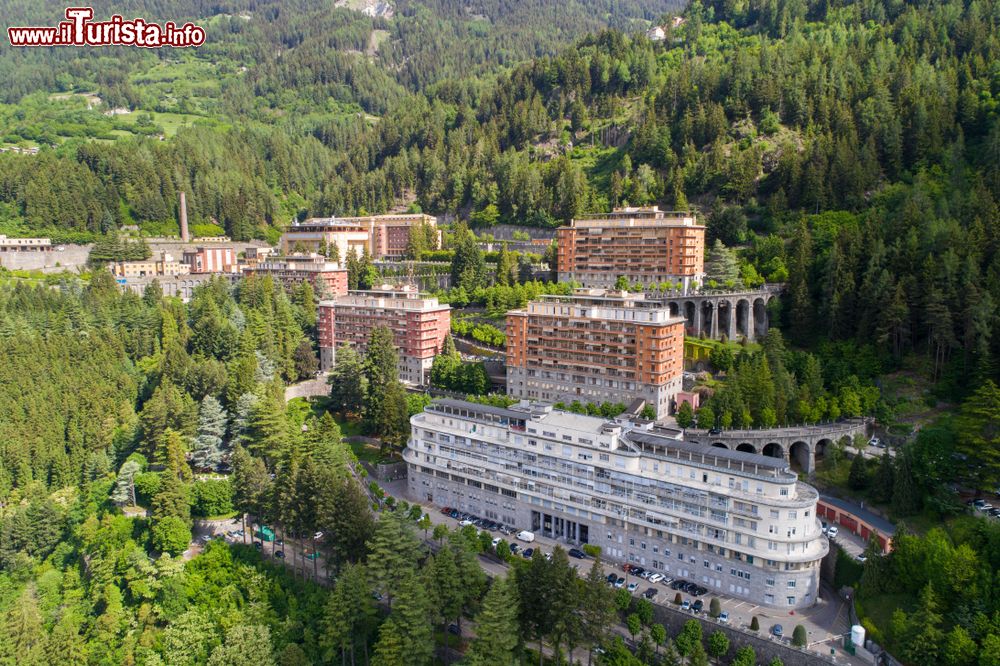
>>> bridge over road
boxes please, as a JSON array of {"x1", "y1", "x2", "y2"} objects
[{"x1": 683, "y1": 420, "x2": 870, "y2": 474}]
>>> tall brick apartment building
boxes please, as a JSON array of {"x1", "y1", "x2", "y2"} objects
[
  {"x1": 318, "y1": 285, "x2": 451, "y2": 385},
  {"x1": 506, "y1": 289, "x2": 685, "y2": 418},
  {"x1": 556, "y1": 207, "x2": 705, "y2": 290}
]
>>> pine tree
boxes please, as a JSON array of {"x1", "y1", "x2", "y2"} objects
[
  {"x1": 192, "y1": 396, "x2": 228, "y2": 471},
  {"x1": 323, "y1": 563, "x2": 376, "y2": 665},
  {"x1": 366, "y1": 510, "x2": 421, "y2": 608},
  {"x1": 848, "y1": 452, "x2": 869, "y2": 490},
  {"x1": 364, "y1": 325, "x2": 399, "y2": 428},
  {"x1": 468, "y1": 576, "x2": 520, "y2": 666},
  {"x1": 371, "y1": 619, "x2": 406, "y2": 666},
  {"x1": 328, "y1": 345, "x2": 367, "y2": 417},
  {"x1": 954, "y1": 381, "x2": 1000, "y2": 486},
  {"x1": 495, "y1": 243, "x2": 515, "y2": 286},
  {"x1": 390, "y1": 570, "x2": 434, "y2": 665},
  {"x1": 110, "y1": 460, "x2": 141, "y2": 506}
]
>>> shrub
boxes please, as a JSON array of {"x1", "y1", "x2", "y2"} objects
[
  {"x1": 152, "y1": 516, "x2": 190, "y2": 555},
  {"x1": 674, "y1": 592, "x2": 683, "y2": 605},
  {"x1": 750, "y1": 615, "x2": 760, "y2": 631},
  {"x1": 191, "y1": 478, "x2": 234, "y2": 517},
  {"x1": 709, "y1": 597, "x2": 721, "y2": 618},
  {"x1": 792, "y1": 624, "x2": 808, "y2": 647},
  {"x1": 582, "y1": 544, "x2": 602, "y2": 557}
]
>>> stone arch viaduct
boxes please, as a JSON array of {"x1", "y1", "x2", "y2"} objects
[
  {"x1": 650, "y1": 286, "x2": 781, "y2": 342},
  {"x1": 683, "y1": 419, "x2": 869, "y2": 474}
]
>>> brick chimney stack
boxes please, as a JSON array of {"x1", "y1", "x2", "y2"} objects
[{"x1": 179, "y1": 191, "x2": 189, "y2": 243}]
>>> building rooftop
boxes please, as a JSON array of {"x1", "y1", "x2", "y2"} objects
[{"x1": 566, "y1": 206, "x2": 702, "y2": 228}]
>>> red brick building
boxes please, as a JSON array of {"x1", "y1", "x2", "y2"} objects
[
  {"x1": 243, "y1": 254, "x2": 348, "y2": 297},
  {"x1": 556, "y1": 207, "x2": 705, "y2": 290},
  {"x1": 318, "y1": 285, "x2": 451, "y2": 385},
  {"x1": 181, "y1": 246, "x2": 237, "y2": 274},
  {"x1": 506, "y1": 289, "x2": 685, "y2": 418}
]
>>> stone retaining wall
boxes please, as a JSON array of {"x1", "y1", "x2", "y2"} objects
[{"x1": 650, "y1": 604, "x2": 839, "y2": 666}]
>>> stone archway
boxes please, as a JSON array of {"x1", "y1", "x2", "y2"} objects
[
  {"x1": 668, "y1": 301, "x2": 680, "y2": 317},
  {"x1": 717, "y1": 300, "x2": 733, "y2": 340},
  {"x1": 736, "y1": 443, "x2": 757, "y2": 454},
  {"x1": 711, "y1": 442, "x2": 729, "y2": 449},
  {"x1": 762, "y1": 442, "x2": 784, "y2": 459},
  {"x1": 815, "y1": 439, "x2": 832, "y2": 464},
  {"x1": 700, "y1": 301, "x2": 714, "y2": 337},
  {"x1": 685, "y1": 301, "x2": 697, "y2": 335},
  {"x1": 753, "y1": 298, "x2": 769, "y2": 339},
  {"x1": 736, "y1": 299, "x2": 751, "y2": 339},
  {"x1": 790, "y1": 441, "x2": 811, "y2": 472}
]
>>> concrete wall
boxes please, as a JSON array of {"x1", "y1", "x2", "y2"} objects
[{"x1": 0, "y1": 244, "x2": 91, "y2": 272}]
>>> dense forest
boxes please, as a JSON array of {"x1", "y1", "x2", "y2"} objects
[{"x1": 1, "y1": 0, "x2": 1000, "y2": 663}]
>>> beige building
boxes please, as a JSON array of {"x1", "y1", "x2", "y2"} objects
[
  {"x1": 111, "y1": 252, "x2": 190, "y2": 278},
  {"x1": 405, "y1": 399, "x2": 828, "y2": 609}
]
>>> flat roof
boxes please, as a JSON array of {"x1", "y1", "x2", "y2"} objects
[
  {"x1": 627, "y1": 430, "x2": 792, "y2": 471},
  {"x1": 819, "y1": 494, "x2": 896, "y2": 535}
]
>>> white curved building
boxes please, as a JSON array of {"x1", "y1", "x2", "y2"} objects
[{"x1": 405, "y1": 399, "x2": 828, "y2": 609}]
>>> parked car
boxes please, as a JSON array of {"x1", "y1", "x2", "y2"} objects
[
  {"x1": 441, "y1": 506, "x2": 453, "y2": 515},
  {"x1": 648, "y1": 573, "x2": 665, "y2": 584},
  {"x1": 627, "y1": 582, "x2": 639, "y2": 593},
  {"x1": 772, "y1": 625, "x2": 784, "y2": 638},
  {"x1": 718, "y1": 611, "x2": 730, "y2": 624},
  {"x1": 708, "y1": 427, "x2": 722, "y2": 435},
  {"x1": 607, "y1": 573, "x2": 618, "y2": 585},
  {"x1": 827, "y1": 525, "x2": 839, "y2": 538},
  {"x1": 522, "y1": 548, "x2": 534, "y2": 559},
  {"x1": 681, "y1": 600, "x2": 691, "y2": 611},
  {"x1": 492, "y1": 537, "x2": 502, "y2": 548},
  {"x1": 821, "y1": 522, "x2": 829, "y2": 534},
  {"x1": 639, "y1": 570, "x2": 653, "y2": 580},
  {"x1": 274, "y1": 550, "x2": 284, "y2": 559},
  {"x1": 313, "y1": 532, "x2": 323, "y2": 540},
  {"x1": 692, "y1": 599, "x2": 704, "y2": 613},
  {"x1": 447, "y1": 624, "x2": 461, "y2": 636},
  {"x1": 458, "y1": 519, "x2": 474, "y2": 527},
  {"x1": 643, "y1": 587, "x2": 659, "y2": 600},
  {"x1": 670, "y1": 579, "x2": 686, "y2": 590},
  {"x1": 692, "y1": 586, "x2": 708, "y2": 596},
  {"x1": 614, "y1": 577, "x2": 626, "y2": 589},
  {"x1": 568, "y1": 548, "x2": 587, "y2": 559},
  {"x1": 868, "y1": 436, "x2": 882, "y2": 448},
  {"x1": 509, "y1": 543, "x2": 520, "y2": 554},
  {"x1": 516, "y1": 530, "x2": 535, "y2": 542}
]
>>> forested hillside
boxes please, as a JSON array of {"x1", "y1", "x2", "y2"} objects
[{"x1": 1, "y1": 0, "x2": 1000, "y2": 663}]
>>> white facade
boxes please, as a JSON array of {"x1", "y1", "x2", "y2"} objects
[{"x1": 405, "y1": 399, "x2": 828, "y2": 609}]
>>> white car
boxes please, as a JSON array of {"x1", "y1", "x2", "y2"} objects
[
  {"x1": 458, "y1": 519, "x2": 474, "y2": 527},
  {"x1": 649, "y1": 573, "x2": 665, "y2": 584},
  {"x1": 627, "y1": 582, "x2": 639, "y2": 593},
  {"x1": 492, "y1": 537, "x2": 502, "y2": 548},
  {"x1": 827, "y1": 525, "x2": 839, "y2": 538}
]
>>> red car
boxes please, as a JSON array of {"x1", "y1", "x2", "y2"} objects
[{"x1": 440, "y1": 506, "x2": 452, "y2": 515}]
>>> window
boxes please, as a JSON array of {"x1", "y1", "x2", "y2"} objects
[
  {"x1": 770, "y1": 510, "x2": 780, "y2": 519},
  {"x1": 787, "y1": 580, "x2": 796, "y2": 588},
  {"x1": 766, "y1": 578, "x2": 775, "y2": 587},
  {"x1": 788, "y1": 510, "x2": 797, "y2": 520},
  {"x1": 780, "y1": 488, "x2": 789, "y2": 496},
  {"x1": 787, "y1": 596, "x2": 796, "y2": 605}
]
